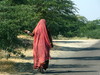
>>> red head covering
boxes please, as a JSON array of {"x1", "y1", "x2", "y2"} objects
[{"x1": 33, "y1": 19, "x2": 52, "y2": 69}]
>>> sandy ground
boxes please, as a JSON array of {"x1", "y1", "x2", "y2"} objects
[{"x1": 0, "y1": 39, "x2": 100, "y2": 75}]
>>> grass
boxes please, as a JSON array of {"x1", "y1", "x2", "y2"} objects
[
  {"x1": 17, "y1": 34, "x2": 33, "y2": 40},
  {"x1": 0, "y1": 59, "x2": 34, "y2": 74},
  {"x1": 0, "y1": 60, "x2": 16, "y2": 73},
  {"x1": 0, "y1": 35, "x2": 33, "y2": 74}
]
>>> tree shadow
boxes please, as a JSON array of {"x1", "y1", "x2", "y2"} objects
[
  {"x1": 53, "y1": 40, "x2": 84, "y2": 43},
  {"x1": 46, "y1": 70, "x2": 97, "y2": 74},
  {"x1": 53, "y1": 46, "x2": 100, "y2": 51},
  {"x1": 11, "y1": 62, "x2": 34, "y2": 75},
  {"x1": 18, "y1": 38, "x2": 33, "y2": 49},
  {"x1": 49, "y1": 64, "x2": 90, "y2": 68},
  {"x1": 52, "y1": 56, "x2": 100, "y2": 60},
  {"x1": 53, "y1": 40, "x2": 100, "y2": 51},
  {"x1": 14, "y1": 62, "x2": 33, "y2": 72},
  {"x1": 0, "y1": 61, "x2": 35, "y2": 75},
  {"x1": 23, "y1": 56, "x2": 33, "y2": 60}
]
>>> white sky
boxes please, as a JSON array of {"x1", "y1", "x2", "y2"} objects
[{"x1": 72, "y1": 0, "x2": 100, "y2": 21}]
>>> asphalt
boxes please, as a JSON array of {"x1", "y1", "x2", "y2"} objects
[{"x1": 35, "y1": 40, "x2": 100, "y2": 75}]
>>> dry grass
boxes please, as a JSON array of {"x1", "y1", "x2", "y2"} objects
[
  {"x1": 17, "y1": 35, "x2": 33, "y2": 40},
  {"x1": 0, "y1": 60, "x2": 16, "y2": 73},
  {"x1": 0, "y1": 35, "x2": 34, "y2": 74},
  {"x1": 0, "y1": 59, "x2": 33, "y2": 74}
]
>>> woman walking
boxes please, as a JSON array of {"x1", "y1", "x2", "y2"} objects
[{"x1": 24, "y1": 19, "x2": 53, "y2": 73}]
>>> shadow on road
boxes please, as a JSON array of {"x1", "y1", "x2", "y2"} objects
[
  {"x1": 53, "y1": 46, "x2": 100, "y2": 51},
  {"x1": 52, "y1": 56, "x2": 100, "y2": 60},
  {"x1": 52, "y1": 40, "x2": 100, "y2": 51},
  {"x1": 53, "y1": 41, "x2": 84, "y2": 43},
  {"x1": 46, "y1": 70, "x2": 97, "y2": 74},
  {"x1": 49, "y1": 64, "x2": 90, "y2": 68}
]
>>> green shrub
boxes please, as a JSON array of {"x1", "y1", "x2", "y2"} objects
[{"x1": 0, "y1": 0, "x2": 34, "y2": 56}]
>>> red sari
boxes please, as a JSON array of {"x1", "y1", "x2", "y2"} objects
[{"x1": 33, "y1": 19, "x2": 52, "y2": 69}]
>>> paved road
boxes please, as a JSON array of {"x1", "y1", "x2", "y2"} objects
[{"x1": 35, "y1": 40, "x2": 100, "y2": 75}]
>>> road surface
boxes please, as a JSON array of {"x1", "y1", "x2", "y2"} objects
[{"x1": 35, "y1": 40, "x2": 100, "y2": 75}]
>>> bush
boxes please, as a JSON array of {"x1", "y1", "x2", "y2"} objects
[
  {"x1": 0, "y1": 0, "x2": 34, "y2": 56},
  {"x1": 85, "y1": 29, "x2": 100, "y2": 39}
]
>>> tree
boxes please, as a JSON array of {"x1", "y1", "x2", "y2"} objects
[
  {"x1": 84, "y1": 19, "x2": 100, "y2": 39},
  {"x1": 0, "y1": 0, "x2": 78, "y2": 56},
  {"x1": 30, "y1": 0, "x2": 78, "y2": 36},
  {"x1": 0, "y1": 0, "x2": 34, "y2": 56},
  {"x1": 75, "y1": 15, "x2": 88, "y2": 37}
]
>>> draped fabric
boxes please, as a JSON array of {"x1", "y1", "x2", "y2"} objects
[{"x1": 33, "y1": 19, "x2": 52, "y2": 69}]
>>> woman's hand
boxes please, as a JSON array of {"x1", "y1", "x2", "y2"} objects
[
  {"x1": 24, "y1": 30, "x2": 30, "y2": 33},
  {"x1": 24, "y1": 30, "x2": 34, "y2": 37}
]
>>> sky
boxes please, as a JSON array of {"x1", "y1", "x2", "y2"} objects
[{"x1": 72, "y1": 0, "x2": 100, "y2": 21}]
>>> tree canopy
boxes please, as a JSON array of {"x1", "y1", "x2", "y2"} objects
[
  {"x1": 0, "y1": 0, "x2": 99, "y2": 56},
  {"x1": 28, "y1": 0, "x2": 78, "y2": 36},
  {"x1": 0, "y1": 0, "x2": 78, "y2": 54}
]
